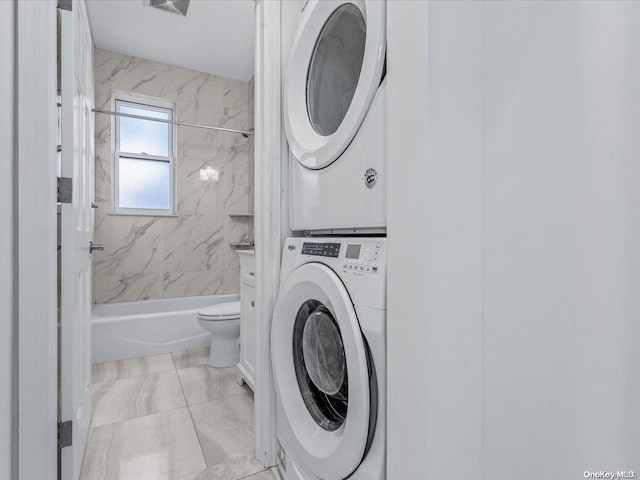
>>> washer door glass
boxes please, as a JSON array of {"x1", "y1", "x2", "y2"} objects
[
  {"x1": 306, "y1": 3, "x2": 366, "y2": 136},
  {"x1": 293, "y1": 300, "x2": 348, "y2": 432}
]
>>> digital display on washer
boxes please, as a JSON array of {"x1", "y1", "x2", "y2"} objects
[
  {"x1": 301, "y1": 242, "x2": 341, "y2": 258},
  {"x1": 345, "y1": 244, "x2": 361, "y2": 259}
]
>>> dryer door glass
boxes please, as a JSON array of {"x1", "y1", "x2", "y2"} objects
[
  {"x1": 306, "y1": 4, "x2": 366, "y2": 136},
  {"x1": 293, "y1": 300, "x2": 348, "y2": 432}
]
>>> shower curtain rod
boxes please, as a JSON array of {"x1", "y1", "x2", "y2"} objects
[{"x1": 92, "y1": 108, "x2": 254, "y2": 136}]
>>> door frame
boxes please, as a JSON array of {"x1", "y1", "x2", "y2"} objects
[
  {"x1": 16, "y1": 0, "x2": 59, "y2": 479},
  {"x1": 12, "y1": 1, "x2": 282, "y2": 477},
  {"x1": 253, "y1": 0, "x2": 282, "y2": 467}
]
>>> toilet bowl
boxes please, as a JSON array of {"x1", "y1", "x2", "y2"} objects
[{"x1": 197, "y1": 301, "x2": 241, "y2": 367}]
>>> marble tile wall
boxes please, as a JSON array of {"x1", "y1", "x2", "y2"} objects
[{"x1": 93, "y1": 49, "x2": 253, "y2": 303}]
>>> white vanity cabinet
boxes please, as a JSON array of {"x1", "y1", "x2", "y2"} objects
[{"x1": 237, "y1": 250, "x2": 256, "y2": 390}]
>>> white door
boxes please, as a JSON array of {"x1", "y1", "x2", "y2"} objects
[
  {"x1": 60, "y1": 2, "x2": 94, "y2": 479},
  {"x1": 271, "y1": 263, "x2": 374, "y2": 480}
]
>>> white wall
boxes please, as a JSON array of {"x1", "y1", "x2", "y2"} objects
[
  {"x1": 482, "y1": 2, "x2": 640, "y2": 475},
  {"x1": 16, "y1": 2, "x2": 59, "y2": 478},
  {"x1": 0, "y1": 2, "x2": 15, "y2": 478},
  {"x1": 387, "y1": 1, "x2": 483, "y2": 478},
  {"x1": 388, "y1": 1, "x2": 640, "y2": 478}
]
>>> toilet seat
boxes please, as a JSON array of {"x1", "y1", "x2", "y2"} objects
[{"x1": 198, "y1": 301, "x2": 241, "y2": 321}]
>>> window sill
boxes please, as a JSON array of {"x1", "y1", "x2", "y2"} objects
[{"x1": 108, "y1": 210, "x2": 179, "y2": 218}]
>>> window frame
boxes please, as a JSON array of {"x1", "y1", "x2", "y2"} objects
[{"x1": 110, "y1": 90, "x2": 177, "y2": 216}]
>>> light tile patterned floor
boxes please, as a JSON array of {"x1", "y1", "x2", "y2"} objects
[{"x1": 81, "y1": 348, "x2": 277, "y2": 480}]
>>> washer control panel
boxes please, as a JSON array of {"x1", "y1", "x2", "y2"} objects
[
  {"x1": 295, "y1": 240, "x2": 383, "y2": 277},
  {"x1": 281, "y1": 238, "x2": 386, "y2": 310},
  {"x1": 342, "y1": 243, "x2": 382, "y2": 275},
  {"x1": 301, "y1": 242, "x2": 341, "y2": 258}
]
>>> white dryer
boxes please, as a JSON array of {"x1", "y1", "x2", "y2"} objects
[
  {"x1": 284, "y1": 0, "x2": 387, "y2": 233},
  {"x1": 272, "y1": 238, "x2": 386, "y2": 480}
]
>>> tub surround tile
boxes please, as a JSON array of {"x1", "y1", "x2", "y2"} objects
[
  {"x1": 189, "y1": 393, "x2": 255, "y2": 467},
  {"x1": 176, "y1": 99, "x2": 225, "y2": 127},
  {"x1": 247, "y1": 141, "x2": 255, "y2": 214},
  {"x1": 93, "y1": 129, "x2": 110, "y2": 210},
  {"x1": 177, "y1": 365, "x2": 245, "y2": 405},
  {"x1": 176, "y1": 125, "x2": 226, "y2": 159},
  {"x1": 94, "y1": 150, "x2": 111, "y2": 205},
  {"x1": 177, "y1": 157, "x2": 224, "y2": 215},
  {"x1": 178, "y1": 456, "x2": 265, "y2": 480},
  {"x1": 92, "y1": 353, "x2": 175, "y2": 384},
  {"x1": 95, "y1": 112, "x2": 111, "y2": 146},
  {"x1": 93, "y1": 216, "x2": 164, "y2": 275},
  {"x1": 91, "y1": 370, "x2": 186, "y2": 427},
  {"x1": 223, "y1": 269, "x2": 241, "y2": 295},
  {"x1": 95, "y1": 51, "x2": 181, "y2": 107},
  {"x1": 222, "y1": 148, "x2": 250, "y2": 214},
  {"x1": 94, "y1": 272, "x2": 164, "y2": 304},
  {"x1": 171, "y1": 70, "x2": 222, "y2": 105},
  {"x1": 175, "y1": 72, "x2": 224, "y2": 105},
  {"x1": 80, "y1": 407, "x2": 206, "y2": 480},
  {"x1": 171, "y1": 347, "x2": 210, "y2": 370},
  {"x1": 176, "y1": 152, "x2": 224, "y2": 184},
  {"x1": 247, "y1": 77, "x2": 255, "y2": 214},
  {"x1": 93, "y1": 49, "x2": 253, "y2": 303},
  {"x1": 222, "y1": 79, "x2": 250, "y2": 132},
  {"x1": 163, "y1": 215, "x2": 224, "y2": 272},
  {"x1": 164, "y1": 271, "x2": 225, "y2": 299}
]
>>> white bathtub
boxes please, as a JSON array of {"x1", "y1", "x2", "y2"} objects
[{"x1": 92, "y1": 294, "x2": 239, "y2": 364}]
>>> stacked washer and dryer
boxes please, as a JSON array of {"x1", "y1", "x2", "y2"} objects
[{"x1": 272, "y1": 1, "x2": 387, "y2": 479}]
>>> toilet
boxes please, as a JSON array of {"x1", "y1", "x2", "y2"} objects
[{"x1": 197, "y1": 301, "x2": 242, "y2": 367}]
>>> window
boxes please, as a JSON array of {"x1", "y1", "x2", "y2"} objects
[{"x1": 112, "y1": 92, "x2": 176, "y2": 215}]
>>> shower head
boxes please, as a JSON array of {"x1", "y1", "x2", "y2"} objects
[{"x1": 242, "y1": 128, "x2": 255, "y2": 139}]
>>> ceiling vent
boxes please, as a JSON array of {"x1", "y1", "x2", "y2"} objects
[{"x1": 144, "y1": 0, "x2": 190, "y2": 17}]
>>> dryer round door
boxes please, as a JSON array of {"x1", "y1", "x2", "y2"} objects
[
  {"x1": 284, "y1": 0, "x2": 386, "y2": 170},
  {"x1": 272, "y1": 263, "x2": 372, "y2": 480}
]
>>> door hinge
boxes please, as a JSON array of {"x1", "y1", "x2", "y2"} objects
[
  {"x1": 58, "y1": 0, "x2": 72, "y2": 11},
  {"x1": 58, "y1": 177, "x2": 72, "y2": 204},
  {"x1": 58, "y1": 420, "x2": 73, "y2": 449}
]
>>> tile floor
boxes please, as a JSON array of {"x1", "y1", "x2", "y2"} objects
[{"x1": 81, "y1": 347, "x2": 279, "y2": 480}]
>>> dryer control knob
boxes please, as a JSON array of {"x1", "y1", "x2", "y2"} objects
[{"x1": 364, "y1": 168, "x2": 378, "y2": 188}]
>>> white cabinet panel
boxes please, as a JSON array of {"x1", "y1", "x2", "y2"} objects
[{"x1": 238, "y1": 252, "x2": 256, "y2": 390}]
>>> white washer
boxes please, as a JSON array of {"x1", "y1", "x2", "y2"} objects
[
  {"x1": 284, "y1": 0, "x2": 387, "y2": 233},
  {"x1": 272, "y1": 238, "x2": 386, "y2": 480}
]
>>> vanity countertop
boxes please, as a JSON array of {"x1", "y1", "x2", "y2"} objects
[{"x1": 237, "y1": 249, "x2": 255, "y2": 256}]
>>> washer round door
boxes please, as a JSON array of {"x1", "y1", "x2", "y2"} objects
[
  {"x1": 284, "y1": 0, "x2": 386, "y2": 170},
  {"x1": 272, "y1": 263, "x2": 372, "y2": 479}
]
